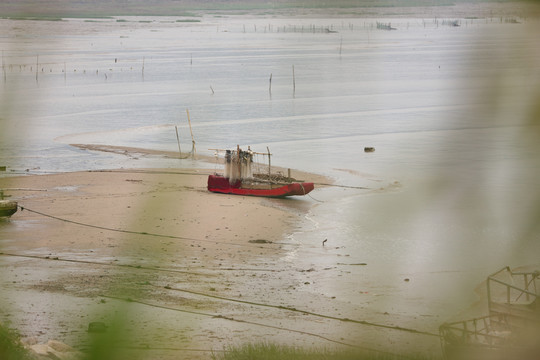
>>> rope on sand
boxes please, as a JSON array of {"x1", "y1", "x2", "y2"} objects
[
  {"x1": 16, "y1": 205, "x2": 271, "y2": 249},
  {"x1": 100, "y1": 294, "x2": 415, "y2": 358},
  {"x1": 13, "y1": 204, "x2": 346, "y2": 250},
  {"x1": 152, "y1": 284, "x2": 441, "y2": 338},
  {"x1": 11, "y1": 207, "x2": 441, "y2": 344},
  {"x1": 314, "y1": 182, "x2": 370, "y2": 190},
  {"x1": 0, "y1": 247, "x2": 439, "y2": 340}
]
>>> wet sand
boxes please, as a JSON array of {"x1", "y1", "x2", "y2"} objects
[
  {"x1": 2, "y1": 163, "x2": 377, "y2": 359},
  {"x1": 0, "y1": 162, "x2": 442, "y2": 359}
]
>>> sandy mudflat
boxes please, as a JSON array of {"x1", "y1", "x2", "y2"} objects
[
  {"x1": 0, "y1": 168, "x2": 304, "y2": 251},
  {"x1": 0, "y1": 166, "x2": 442, "y2": 359},
  {"x1": 3, "y1": 167, "x2": 386, "y2": 359}
]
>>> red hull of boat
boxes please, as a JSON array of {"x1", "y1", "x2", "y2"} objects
[{"x1": 207, "y1": 175, "x2": 314, "y2": 198}]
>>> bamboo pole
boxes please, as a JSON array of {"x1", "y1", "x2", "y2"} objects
[
  {"x1": 237, "y1": 144, "x2": 242, "y2": 180},
  {"x1": 142, "y1": 56, "x2": 145, "y2": 78},
  {"x1": 175, "y1": 126, "x2": 182, "y2": 157},
  {"x1": 292, "y1": 65, "x2": 296, "y2": 93},
  {"x1": 187, "y1": 109, "x2": 196, "y2": 159},
  {"x1": 267, "y1": 146, "x2": 271, "y2": 177}
]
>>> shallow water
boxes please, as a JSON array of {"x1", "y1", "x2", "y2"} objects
[{"x1": 1, "y1": 13, "x2": 540, "y2": 347}]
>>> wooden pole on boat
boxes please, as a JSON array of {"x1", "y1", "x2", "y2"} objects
[
  {"x1": 237, "y1": 144, "x2": 242, "y2": 180},
  {"x1": 175, "y1": 126, "x2": 182, "y2": 158},
  {"x1": 187, "y1": 109, "x2": 196, "y2": 159},
  {"x1": 267, "y1": 146, "x2": 271, "y2": 178}
]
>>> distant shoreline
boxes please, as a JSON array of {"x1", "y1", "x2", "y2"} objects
[{"x1": 1, "y1": 1, "x2": 537, "y2": 20}]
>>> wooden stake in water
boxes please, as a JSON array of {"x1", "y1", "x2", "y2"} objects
[
  {"x1": 175, "y1": 126, "x2": 182, "y2": 158},
  {"x1": 142, "y1": 56, "x2": 145, "y2": 78},
  {"x1": 187, "y1": 109, "x2": 196, "y2": 158},
  {"x1": 292, "y1": 65, "x2": 296, "y2": 93},
  {"x1": 269, "y1": 73, "x2": 272, "y2": 94}
]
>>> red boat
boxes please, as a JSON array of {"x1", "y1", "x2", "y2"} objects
[
  {"x1": 207, "y1": 174, "x2": 314, "y2": 198},
  {"x1": 207, "y1": 146, "x2": 314, "y2": 198}
]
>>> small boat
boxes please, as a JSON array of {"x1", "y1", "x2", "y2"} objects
[
  {"x1": 0, "y1": 200, "x2": 17, "y2": 217},
  {"x1": 208, "y1": 174, "x2": 314, "y2": 197},
  {"x1": 207, "y1": 146, "x2": 314, "y2": 198},
  {"x1": 0, "y1": 190, "x2": 17, "y2": 217}
]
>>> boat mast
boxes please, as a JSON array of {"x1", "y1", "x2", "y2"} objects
[
  {"x1": 266, "y1": 146, "x2": 271, "y2": 178},
  {"x1": 237, "y1": 145, "x2": 242, "y2": 181}
]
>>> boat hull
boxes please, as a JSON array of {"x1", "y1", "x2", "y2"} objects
[
  {"x1": 0, "y1": 200, "x2": 18, "y2": 217},
  {"x1": 207, "y1": 175, "x2": 314, "y2": 198}
]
